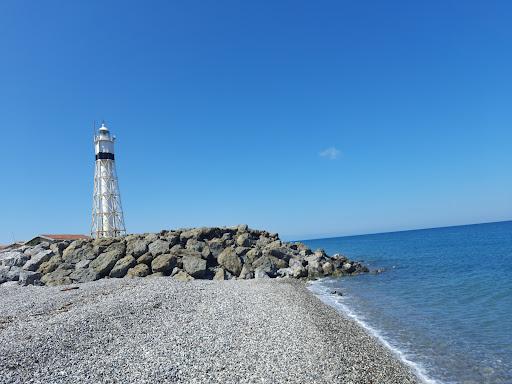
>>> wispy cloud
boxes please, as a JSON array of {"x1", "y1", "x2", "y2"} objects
[{"x1": 319, "y1": 147, "x2": 341, "y2": 160}]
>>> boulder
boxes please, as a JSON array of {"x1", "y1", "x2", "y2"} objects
[
  {"x1": 0, "y1": 266, "x2": 21, "y2": 284},
  {"x1": 218, "y1": 248, "x2": 242, "y2": 276},
  {"x1": 126, "y1": 239, "x2": 149, "y2": 258},
  {"x1": 69, "y1": 268, "x2": 100, "y2": 283},
  {"x1": 37, "y1": 255, "x2": 63, "y2": 274},
  {"x1": 24, "y1": 242, "x2": 50, "y2": 257},
  {"x1": 238, "y1": 264, "x2": 254, "y2": 279},
  {"x1": 252, "y1": 255, "x2": 287, "y2": 277},
  {"x1": 110, "y1": 255, "x2": 136, "y2": 278},
  {"x1": 63, "y1": 243, "x2": 96, "y2": 264},
  {"x1": 213, "y1": 268, "x2": 226, "y2": 281},
  {"x1": 182, "y1": 254, "x2": 207, "y2": 278},
  {"x1": 49, "y1": 242, "x2": 69, "y2": 256},
  {"x1": 0, "y1": 251, "x2": 29, "y2": 268},
  {"x1": 254, "y1": 267, "x2": 270, "y2": 279},
  {"x1": 148, "y1": 239, "x2": 170, "y2": 256},
  {"x1": 322, "y1": 262, "x2": 334, "y2": 275},
  {"x1": 23, "y1": 250, "x2": 54, "y2": 272},
  {"x1": 245, "y1": 248, "x2": 262, "y2": 264},
  {"x1": 90, "y1": 249, "x2": 125, "y2": 277},
  {"x1": 75, "y1": 259, "x2": 91, "y2": 270},
  {"x1": 126, "y1": 264, "x2": 150, "y2": 278},
  {"x1": 173, "y1": 271, "x2": 194, "y2": 282},
  {"x1": 236, "y1": 233, "x2": 252, "y2": 247},
  {"x1": 207, "y1": 239, "x2": 225, "y2": 258},
  {"x1": 136, "y1": 253, "x2": 153, "y2": 265},
  {"x1": 41, "y1": 269, "x2": 73, "y2": 286},
  {"x1": 291, "y1": 263, "x2": 307, "y2": 278},
  {"x1": 151, "y1": 253, "x2": 177, "y2": 274}
]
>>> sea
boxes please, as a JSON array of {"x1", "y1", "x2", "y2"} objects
[{"x1": 302, "y1": 221, "x2": 512, "y2": 384}]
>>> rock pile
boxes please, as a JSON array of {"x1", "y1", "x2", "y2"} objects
[{"x1": 0, "y1": 225, "x2": 368, "y2": 286}]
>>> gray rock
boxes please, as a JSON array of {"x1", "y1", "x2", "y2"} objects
[
  {"x1": 236, "y1": 233, "x2": 252, "y2": 247},
  {"x1": 245, "y1": 248, "x2": 262, "y2": 264},
  {"x1": 0, "y1": 266, "x2": 21, "y2": 284},
  {"x1": 172, "y1": 270, "x2": 194, "y2": 282},
  {"x1": 75, "y1": 259, "x2": 91, "y2": 270},
  {"x1": 291, "y1": 263, "x2": 307, "y2": 278},
  {"x1": 126, "y1": 239, "x2": 149, "y2": 258},
  {"x1": 105, "y1": 241, "x2": 126, "y2": 256},
  {"x1": 38, "y1": 255, "x2": 63, "y2": 274},
  {"x1": 0, "y1": 251, "x2": 29, "y2": 267},
  {"x1": 254, "y1": 267, "x2": 270, "y2": 279},
  {"x1": 24, "y1": 242, "x2": 50, "y2": 257},
  {"x1": 23, "y1": 250, "x2": 54, "y2": 272},
  {"x1": 49, "y1": 242, "x2": 69, "y2": 257},
  {"x1": 110, "y1": 256, "x2": 137, "y2": 278},
  {"x1": 136, "y1": 253, "x2": 153, "y2": 265},
  {"x1": 218, "y1": 248, "x2": 242, "y2": 276},
  {"x1": 63, "y1": 243, "x2": 96, "y2": 264},
  {"x1": 239, "y1": 264, "x2": 254, "y2": 279},
  {"x1": 213, "y1": 268, "x2": 226, "y2": 281},
  {"x1": 182, "y1": 254, "x2": 207, "y2": 278},
  {"x1": 252, "y1": 255, "x2": 287, "y2": 277},
  {"x1": 148, "y1": 239, "x2": 170, "y2": 256},
  {"x1": 90, "y1": 250, "x2": 125, "y2": 277},
  {"x1": 266, "y1": 240, "x2": 282, "y2": 249},
  {"x1": 69, "y1": 268, "x2": 100, "y2": 283},
  {"x1": 126, "y1": 264, "x2": 150, "y2": 278},
  {"x1": 18, "y1": 270, "x2": 42, "y2": 286},
  {"x1": 322, "y1": 261, "x2": 334, "y2": 275},
  {"x1": 41, "y1": 268, "x2": 73, "y2": 286},
  {"x1": 207, "y1": 239, "x2": 225, "y2": 258},
  {"x1": 151, "y1": 253, "x2": 177, "y2": 274}
]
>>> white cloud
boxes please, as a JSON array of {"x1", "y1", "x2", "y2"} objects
[{"x1": 319, "y1": 147, "x2": 341, "y2": 160}]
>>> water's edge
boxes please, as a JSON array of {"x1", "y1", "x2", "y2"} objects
[{"x1": 307, "y1": 279, "x2": 441, "y2": 384}]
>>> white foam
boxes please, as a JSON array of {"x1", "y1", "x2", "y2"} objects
[{"x1": 308, "y1": 280, "x2": 443, "y2": 384}]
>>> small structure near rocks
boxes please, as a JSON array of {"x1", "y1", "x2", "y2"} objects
[{"x1": 0, "y1": 225, "x2": 369, "y2": 286}]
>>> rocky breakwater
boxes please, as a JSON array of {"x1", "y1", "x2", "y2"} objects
[{"x1": 0, "y1": 225, "x2": 368, "y2": 286}]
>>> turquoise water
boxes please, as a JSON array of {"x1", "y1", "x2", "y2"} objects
[{"x1": 303, "y1": 221, "x2": 512, "y2": 384}]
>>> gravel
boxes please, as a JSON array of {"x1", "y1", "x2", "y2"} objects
[{"x1": 0, "y1": 278, "x2": 420, "y2": 383}]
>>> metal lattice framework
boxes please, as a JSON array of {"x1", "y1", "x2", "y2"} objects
[{"x1": 91, "y1": 124, "x2": 126, "y2": 238}]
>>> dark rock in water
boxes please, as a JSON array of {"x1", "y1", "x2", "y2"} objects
[{"x1": 330, "y1": 290, "x2": 343, "y2": 296}]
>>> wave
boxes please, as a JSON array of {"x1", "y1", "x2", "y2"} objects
[{"x1": 307, "y1": 280, "x2": 442, "y2": 384}]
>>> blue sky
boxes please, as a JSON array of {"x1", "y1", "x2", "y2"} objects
[{"x1": 0, "y1": 0, "x2": 511, "y2": 243}]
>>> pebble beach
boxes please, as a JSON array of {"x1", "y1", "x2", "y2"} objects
[{"x1": 0, "y1": 278, "x2": 419, "y2": 384}]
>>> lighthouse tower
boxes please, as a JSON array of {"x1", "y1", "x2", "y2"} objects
[{"x1": 91, "y1": 122, "x2": 126, "y2": 238}]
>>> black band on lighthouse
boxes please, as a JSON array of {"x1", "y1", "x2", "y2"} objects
[{"x1": 96, "y1": 152, "x2": 115, "y2": 160}]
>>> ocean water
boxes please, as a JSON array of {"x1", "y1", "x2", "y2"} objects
[{"x1": 303, "y1": 221, "x2": 512, "y2": 384}]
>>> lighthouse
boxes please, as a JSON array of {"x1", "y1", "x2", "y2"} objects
[{"x1": 91, "y1": 122, "x2": 126, "y2": 238}]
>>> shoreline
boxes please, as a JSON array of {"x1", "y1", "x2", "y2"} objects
[
  {"x1": 308, "y1": 279, "x2": 437, "y2": 384},
  {"x1": 0, "y1": 278, "x2": 419, "y2": 383}
]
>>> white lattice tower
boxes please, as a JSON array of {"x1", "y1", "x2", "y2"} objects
[{"x1": 91, "y1": 123, "x2": 126, "y2": 238}]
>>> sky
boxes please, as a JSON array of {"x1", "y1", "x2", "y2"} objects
[{"x1": 0, "y1": 0, "x2": 511, "y2": 243}]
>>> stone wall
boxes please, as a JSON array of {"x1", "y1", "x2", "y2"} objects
[{"x1": 0, "y1": 225, "x2": 368, "y2": 286}]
